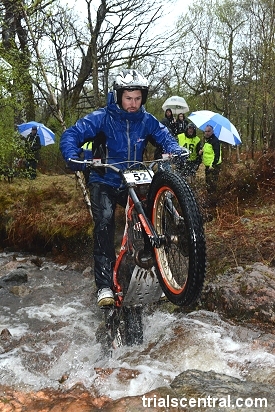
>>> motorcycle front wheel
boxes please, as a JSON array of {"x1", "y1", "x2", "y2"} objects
[{"x1": 147, "y1": 170, "x2": 206, "y2": 306}]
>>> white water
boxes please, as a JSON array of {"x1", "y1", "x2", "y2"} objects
[{"x1": 0, "y1": 253, "x2": 275, "y2": 399}]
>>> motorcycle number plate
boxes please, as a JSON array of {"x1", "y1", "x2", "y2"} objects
[{"x1": 124, "y1": 170, "x2": 153, "y2": 184}]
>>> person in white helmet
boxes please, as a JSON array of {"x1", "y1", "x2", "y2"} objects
[{"x1": 60, "y1": 68, "x2": 185, "y2": 306}]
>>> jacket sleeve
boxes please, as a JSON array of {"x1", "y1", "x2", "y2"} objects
[
  {"x1": 212, "y1": 138, "x2": 221, "y2": 165},
  {"x1": 60, "y1": 110, "x2": 104, "y2": 161},
  {"x1": 148, "y1": 115, "x2": 183, "y2": 155},
  {"x1": 195, "y1": 140, "x2": 202, "y2": 164}
]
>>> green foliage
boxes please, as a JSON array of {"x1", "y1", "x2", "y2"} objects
[
  {"x1": 0, "y1": 130, "x2": 25, "y2": 172},
  {"x1": 145, "y1": 97, "x2": 164, "y2": 120}
]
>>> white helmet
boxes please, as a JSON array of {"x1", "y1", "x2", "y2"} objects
[{"x1": 113, "y1": 69, "x2": 149, "y2": 106}]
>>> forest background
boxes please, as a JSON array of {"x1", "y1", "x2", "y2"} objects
[{"x1": 0, "y1": 0, "x2": 275, "y2": 172}]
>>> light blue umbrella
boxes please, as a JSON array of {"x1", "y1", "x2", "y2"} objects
[
  {"x1": 188, "y1": 110, "x2": 241, "y2": 145},
  {"x1": 18, "y1": 121, "x2": 55, "y2": 146}
]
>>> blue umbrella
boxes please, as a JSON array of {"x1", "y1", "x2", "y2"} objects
[
  {"x1": 188, "y1": 110, "x2": 241, "y2": 145},
  {"x1": 18, "y1": 121, "x2": 55, "y2": 146}
]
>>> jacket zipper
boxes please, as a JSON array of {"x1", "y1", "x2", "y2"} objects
[{"x1": 127, "y1": 120, "x2": 131, "y2": 166}]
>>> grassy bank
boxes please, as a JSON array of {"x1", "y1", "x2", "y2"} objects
[{"x1": 0, "y1": 172, "x2": 93, "y2": 261}]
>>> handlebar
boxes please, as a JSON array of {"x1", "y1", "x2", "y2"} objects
[
  {"x1": 68, "y1": 158, "x2": 122, "y2": 173},
  {"x1": 68, "y1": 150, "x2": 189, "y2": 172}
]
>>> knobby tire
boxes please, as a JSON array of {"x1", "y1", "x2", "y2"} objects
[
  {"x1": 147, "y1": 170, "x2": 206, "y2": 306},
  {"x1": 100, "y1": 305, "x2": 143, "y2": 353},
  {"x1": 123, "y1": 306, "x2": 143, "y2": 346}
]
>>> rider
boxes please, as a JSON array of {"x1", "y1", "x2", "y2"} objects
[{"x1": 60, "y1": 68, "x2": 185, "y2": 307}]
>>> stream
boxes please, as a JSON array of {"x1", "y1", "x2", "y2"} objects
[{"x1": 0, "y1": 251, "x2": 275, "y2": 409}]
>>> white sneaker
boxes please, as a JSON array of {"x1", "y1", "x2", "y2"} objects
[
  {"x1": 160, "y1": 292, "x2": 168, "y2": 301},
  {"x1": 97, "y1": 288, "x2": 114, "y2": 307}
]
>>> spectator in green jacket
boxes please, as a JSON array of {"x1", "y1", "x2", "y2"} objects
[
  {"x1": 178, "y1": 123, "x2": 202, "y2": 180},
  {"x1": 199, "y1": 125, "x2": 222, "y2": 207}
]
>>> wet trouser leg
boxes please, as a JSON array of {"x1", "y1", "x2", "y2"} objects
[
  {"x1": 205, "y1": 165, "x2": 221, "y2": 206},
  {"x1": 89, "y1": 183, "x2": 127, "y2": 290}
]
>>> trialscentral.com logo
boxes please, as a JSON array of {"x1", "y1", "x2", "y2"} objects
[{"x1": 141, "y1": 394, "x2": 268, "y2": 408}]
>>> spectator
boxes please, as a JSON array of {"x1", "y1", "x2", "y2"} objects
[
  {"x1": 178, "y1": 123, "x2": 202, "y2": 180},
  {"x1": 199, "y1": 125, "x2": 222, "y2": 207},
  {"x1": 60, "y1": 68, "x2": 185, "y2": 307},
  {"x1": 25, "y1": 126, "x2": 41, "y2": 179},
  {"x1": 176, "y1": 113, "x2": 189, "y2": 135},
  {"x1": 161, "y1": 108, "x2": 178, "y2": 137},
  {"x1": 150, "y1": 108, "x2": 179, "y2": 160}
]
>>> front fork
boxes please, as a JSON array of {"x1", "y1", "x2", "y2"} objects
[{"x1": 128, "y1": 186, "x2": 162, "y2": 248}]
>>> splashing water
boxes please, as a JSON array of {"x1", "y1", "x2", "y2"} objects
[{"x1": 0, "y1": 252, "x2": 274, "y2": 399}]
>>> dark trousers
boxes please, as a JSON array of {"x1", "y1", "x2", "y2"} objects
[
  {"x1": 26, "y1": 159, "x2": 38, "y2": 179},
  {"x1": 89, "y1": 183, "x2": 127, "y2": 290},
  {"x1": 205, "y1": 165, "x2": 221, "y2": 205}
]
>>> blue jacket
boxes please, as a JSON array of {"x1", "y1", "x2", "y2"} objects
[{"x1": 60, "y1": 92, "x2": 183, "y2": 188}]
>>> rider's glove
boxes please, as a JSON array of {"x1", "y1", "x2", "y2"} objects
[
  {"x1": 174, "y1": 149, "x2": 190, "y2": 168},
  {"x1": 67, "y1": 156, "x2": 86, "y2": 171},
  {"x1": 180, "y1": 147, "x2": 190, "y2": 158}
]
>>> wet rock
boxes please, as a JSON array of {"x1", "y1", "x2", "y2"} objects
[
  {"x1": 58, "y1": 373, "x2": 70, "y2": 384},
  {"x1": 202, "y1": 263, "x2": 275, "y2": 326},
  {"x1": 1, "y1": 370, "x2": 275, "y2": 412},
  {"x1": 0, "y1": 269, "x2": 28, "y2": 284},
  {"x1": 0, "y1": 328, "x2": 12, "y2": 340},
  {"x1": 0, "y1": 385, "x2": 111, "y2": 412},
  {"x1": 9, "y1": 285, "x2": 30, "y2": 296},
  {"x1": 29, "y1": 256, "x2": 44, "y2": 267},
  {"x1": 82, "y1": 266, "x2": 92, "y2": 277},
  {"x1": 0, "y1": 260, "x2": 22, "y2": 274},
  {"x1": 171, "y1": 369, "x2": 275, "y2": 411},
  {"x1": 94, "y1": 367, "x2": 141, "y2": 383}
]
